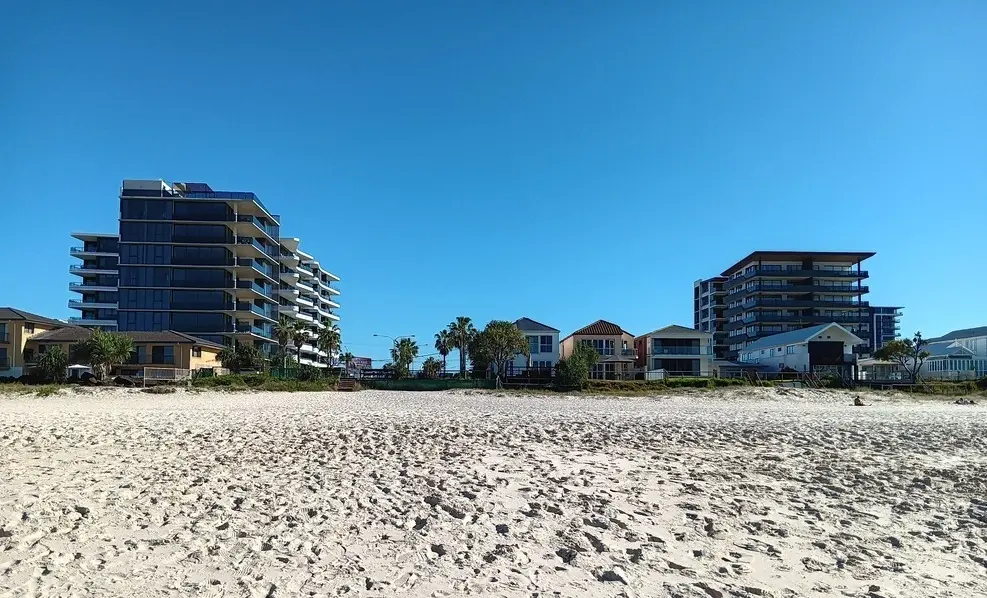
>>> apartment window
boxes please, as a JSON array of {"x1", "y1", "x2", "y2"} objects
[
  {"x1": 171, "y1": 312, "x2": 228, "y2": 333},
  {"x1": 119, "y1": 311, "x2": 170, "y2": 332},
  {"x1": 786, "y1": 345, "x2": 796, "y2": 354},
  {"x1": 24, "y1": 323, "x2": 35, "y2": 334},
  {"x1": 0, "y1": 323, "x2": 7, "y2": 341},
  {"x1": 540, "y1": 335, "x2": 553, "y2": 353},
  {"x1": 527, "y1": 335, "x2": 539, "y2": 355}
]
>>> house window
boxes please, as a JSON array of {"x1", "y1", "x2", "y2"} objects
[
  {"x1": 192, "y1": 346, "x2": 202, "y2": 358},
  {"x1": 528, "y1": 336, "x2": 539, "y2": 355},
  {"x1": 151, "y1": 346, "x2": 175, "y2": 365},
  {"x1": 24, "y1": 324, "x2": 35, "y2": 334},
  {"x1": 786, "y1": 345, "x2": 796, "y2": 354},
  {"x1": 584, "y1": 339, "x2": 614, "y2": 356},
  {"x1": 540, "y1": 335, "x2": 553, "y2": 353}
]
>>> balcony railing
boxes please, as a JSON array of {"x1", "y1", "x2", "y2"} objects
[
  {"x1": 236, "y1": 280, "x2": 275, "y2": 299},
  {"x1": 725, "y1": 268, "x2": 869, "y2": 289},
  {"x1": 237, "y1": 237, "x2": 280, "y2": 261},
  {"x1": 235, "y1": 324, "x2": 273, "y2": 339},
  {"x1": 238, "y1": 258, "x2": 277, "y2": 280},
  {"x1": 69, "y1": 282, "x2": 118, "y2": 289},
  {"x1": 235, "y1": 302, "x2": 277, "y2": 319},
  {"x1": 70, "y1": 264, "x2": 117, "y2": 272},
  {"x1": 651, "y1": 346, "x2": 710, "y2": 355},
  {"x1": 236, "y1": 215, "x2": 279, "y2": 239}
]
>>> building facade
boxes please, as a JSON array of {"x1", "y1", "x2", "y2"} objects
[
  {"x1": 739, "y1": 323, "x2": 865, "y2": 376},
  {"x1": 560, "y1": 320, "x2": 636, "y2": 380},
  {"x1": 869, "y1": 306, "x2": 902, "y2": 352},
  {"x1": 511, "y1": 318, "x2": 560, "y2": 372},
  {"x1": 694, "y1": 277, "x2": 728, "y2": 358},
  {"x1": 70, "y1": 180, "x2": 340, "y2": 357},
  {"x1": 634, "y1": 325, "x2": 714, "y2": 377},
  {"x1": 699, "y1": 251, "x2": 874, "y2": 360},
  {"x1": 69, "y1": 233, "x2": 120, "y2": 330},
  {"x1": 0, "y1": 308, "x2": 66, "y2": 378}
]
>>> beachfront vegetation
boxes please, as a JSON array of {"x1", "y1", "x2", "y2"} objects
[
  {"x1": 433, "y1": 329, "x2": 452, "y2": 373},
  {"x1": 555, "y1": 343, "x2": 600, "y2": 388},
  {"x1": 874, "y1": 332, "x2": 930, "y2": 383},
  {"x1": 317, "y1": 323, "x2": 341, "y2": 366},
  {"x1": 420, "y1": 356, "x2": 444, "y2": 379},
  {"x1": 445, "y1": 317, "x2": 477, "y2": 378},
  {"x1": 272, "y1": 316, "x2": 296, "y2": 368},
  {"x1": 190, "y1": 372, "x2": 340, "y2": 392},
  {"x1": 77, "y1": 329, "x2": 135, "y2": 380},
  {"x1": 470, "y1": 320, "x2": 529, "y2": 380},
  {"x1": 218, "y1": 342, "x2": 265, "y2": 373},
  {"x1": 389, "y1": 337, "x2": 420, "y2": 379},
  {"x1": 36, "y1": 345, "x2": 69, "y2": 383}
]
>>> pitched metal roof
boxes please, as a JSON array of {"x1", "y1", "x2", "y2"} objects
[
  {"x1": 29, "y1": 327, "x2": 225, "y2": 349},
  {"x1": 927, "y1": 326, "x2": 987, "y2": 343},
  {"x1": 742, "y1": 323, "x2": 864, "y2": 353},
  {"x1": 0, "y1": 307, "x2": 66, "y2": 327},
  {"x1": 925, "y1": 342, "x2": 976, "y2": 357},
  {"x1": 513, "y1": 317, "x2": 559, "y2": 333},
  {"x1": 636, "y1": 324, "x2": 708, "y2": 339},
  {"x1": 564, "y1": 320, "x2": 632, "y2": 339}
]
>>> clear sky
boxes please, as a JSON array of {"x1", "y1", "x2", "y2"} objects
[{"x1": 4, "y1": 1, "x2": 986, "y2": 365}]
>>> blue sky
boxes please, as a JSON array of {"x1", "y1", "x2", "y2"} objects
[{"x1": 3, "y1": 1, "x2": 986, "y2": 365}]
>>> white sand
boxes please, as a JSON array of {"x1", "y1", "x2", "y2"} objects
[{"x1": 1, "y1": 387, "x2": 985, "y2": 597}]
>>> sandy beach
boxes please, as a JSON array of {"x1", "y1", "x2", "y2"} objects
[{"x1": 1, "y1": 387, "x2": 985, "y2": 597}]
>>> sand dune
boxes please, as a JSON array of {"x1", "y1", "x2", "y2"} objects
[{"x1": 1, "y1": 388, "x2": 985, "y2": 597}]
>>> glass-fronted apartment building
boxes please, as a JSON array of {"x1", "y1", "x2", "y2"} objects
[
  {"x1": 870, "y1": 306, "x2": 903, "y2": 352},
  {"x1": 67, "y1": 180, "x2": 341, "y2": 359},
  {"x1": 697, "y1": 251, "x2": 876, "y2": 360},
  {"x1": 69, "y1": 233, "x2": 120, "y2": 330}
]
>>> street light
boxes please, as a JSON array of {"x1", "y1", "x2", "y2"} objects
[{"x1": 373, "y1": 334, "x2": 416, "y2": 343}]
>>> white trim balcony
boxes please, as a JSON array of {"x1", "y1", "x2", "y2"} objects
[
  {"x1": 324, "y1": 286, "x2": 340, "y2": 296},
  {"x1": 68, "y1": 317, "x2": 118, "y2": 327},
  {"x1": 68, "y1": 300, "x2": 118, "y2": 310},
  {"x1": 70, "y1": 282, "x2": 118, "y2": 293},
  {"x1": 70, "y1": 265, "x2": 118, "y2": 276},
  {"x1": 70, "y1": 247, "x2": 118, "y2": 258}
]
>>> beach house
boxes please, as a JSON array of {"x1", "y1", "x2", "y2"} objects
[
  {"x1": 738, "y1": 322, "x2": 865, "y2": 377},
  {"x1": 560, "y1": 320, "x2": 636, "y2": 380},
  {"x1": 634, "y1": 325, "x2": 714, "y2": 377}
]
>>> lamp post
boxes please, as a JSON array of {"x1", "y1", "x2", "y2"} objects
[{"x1": 374, "y1": 334, "x2": 417, "y2": 375}]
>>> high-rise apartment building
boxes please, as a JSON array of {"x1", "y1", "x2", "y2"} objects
[
  {"x1": 870, "y1": 306, "x2": 902, "y2": 352},
  {"x1": 693, "y1": 277, "x2": 728, "y2": 358},
  {"x1": 68, "y1": 233, "x2": 120, "y2": 330},
  {"x1": 697, "y1": 251, "x2": 874, "y2": 360},
  {"x1": 68, "y1": 180, "x2": 340, "y2": 361}
]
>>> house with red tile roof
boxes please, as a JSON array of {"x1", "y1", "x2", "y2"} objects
[{"x1": 560, "y1": 320, "x2": 637, "y2": 380}]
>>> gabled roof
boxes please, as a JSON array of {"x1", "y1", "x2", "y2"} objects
[
  {"x1": 564, "y1": 319, "x2": 632, "y2": 339},
  {"x1": 636, "y1": 324, "x2": 708, "y2": 339},
  {"x1": 513, "y1": 317, "x2": 559, "y2": 333},
  {"x1": 742, "y1": 323, "x2": 864, "y2": 353},
  {"x1": 925, "y1": 342, "x2": 976, "y2": 358},
  {"x1": 29, "y1": 327, "x2": 226, "y2": 350},
  {"x1": 0, "y1": 308, "x2": 66, "y2": 327},
  {"x1": 927, "y1": 326, "x2": 987, "y2": 343}
]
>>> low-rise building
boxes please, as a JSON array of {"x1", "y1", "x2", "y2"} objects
[
  {"x1": 0, "y1": 308, "x2": 67, "y2": 378},
  {"x1": 511, "y1": 318, "x2": 560, "y2": 372},
  {"x1": 24, "y1": 327, "x2": 224, "y2": 378},
  {"x1": 919, "y1": 326, "x2": 987, "y2": 380},
  {"x1": 560, "y1": 320, "x2": 636, "y2": 380},
  {"x1": 738, "y1": 322, "x2": 865, "y2": 377},
  {"x1": 634, "y1": 325, "x2": 714, "y2": 377}
]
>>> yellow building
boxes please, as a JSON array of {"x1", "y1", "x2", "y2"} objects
[
  {"x1": 25, "y1": 327, "x2": 224, "y2": 378},
  {"x1": 0, "y1": 307, "x2": 67, "y2": 378},
  {"x1": 560, "y1": 319, "x2": 637, "y2": 380}
]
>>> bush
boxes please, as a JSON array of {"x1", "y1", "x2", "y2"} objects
[
  {"x1": 36, "y1": 346, "x2": 69, "y2": 383},
  {"x1": 142, "y1": 385, "x2": 177, "y2": 394},
  {"x1": 191, "y1": 373, "x2": 339, "y2": 392}
]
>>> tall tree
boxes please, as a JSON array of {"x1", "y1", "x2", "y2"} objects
[
  {"x1": 79, "y1": 329, "x2": 135, "y2": 380},
  {"x1": 318, "y1": 324, "x2": 342, "y2": 366},
  {"x1": 390, "y1": 337, "x2": 419, "y2": 379},
  {"x1": 446, "y1": 317, "x2": 477, "y2": 378},
  {"x1": 420, "y1": 356, "x2": 443, "y2": 379},
  {"x1": 433, "y1": 329, "x2": 451, "y2": 373},
  {"x1": 218, "y1": 342, "x2": 264, "y2": 373},
  {"x1": 272, "y1": 316, "x2": 296, "y2": 368},
  {"x1": 874, "y1": 332, "x2": 931, "y2": 383},
  {"x1": 291, "y1": 323, "x2": 310, "y2": 365},
  {"x1": 470, "y1": 321, "x2": 529, "y2": 382}
]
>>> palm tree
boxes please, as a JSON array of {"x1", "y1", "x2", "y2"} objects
[
  {"x1": 291, "y1": 324, "x2": 310, "y2": 365},
  {"x1": 318, "y1": 324, "x2": 341, "y2": 366},
  {"x1": 79, "y1": 329, "x2": 134, "y2": 380},
  {"x1": 273, "y1": 316, "x2": 296, "y2": 368},
  {"x1": 340, "y1": 351, "x2": 355, "y2": 373},
  {"x1": 390, "y1": 337, "x2": 419, "y2": 378},
  {"x1": 446, "y1": 317, "x2": 476, "y2": 378},
  {"x1": 434, "y1": 329, "x2": 451, "y2": 374}
]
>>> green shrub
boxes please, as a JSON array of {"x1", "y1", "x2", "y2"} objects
[
  {"x1": 190, "y1": 373, "x2": 338, "y2": 392},
  {"x1": 142, "y1": 386, "x2": 177, "y2": 394}
]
